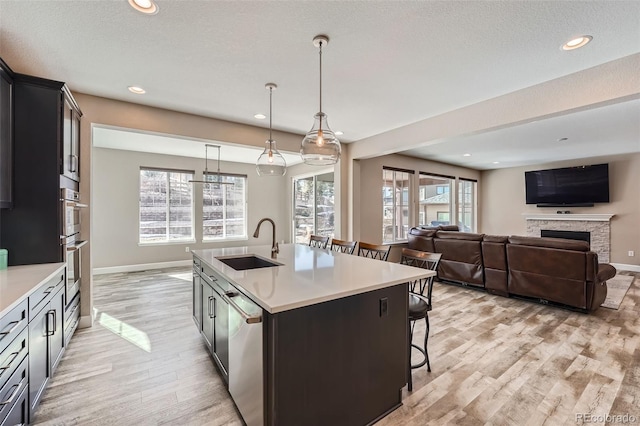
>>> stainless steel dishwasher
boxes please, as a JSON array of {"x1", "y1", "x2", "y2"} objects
[{"x1": 226, "y1": 289, "x2": 264, "y2": 426}]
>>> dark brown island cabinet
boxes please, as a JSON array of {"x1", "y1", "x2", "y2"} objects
[{"x1": 191, "y1": 244, "x2": 433, "y2": 426}]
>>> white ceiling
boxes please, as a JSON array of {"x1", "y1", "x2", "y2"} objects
[{"x1": 0, "y1": 1, "x2": 639, "y2": 168}]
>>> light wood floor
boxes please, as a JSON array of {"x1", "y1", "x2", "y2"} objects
[{"x1": 33, "y1": 268, "x2": 640, "y2": 425}]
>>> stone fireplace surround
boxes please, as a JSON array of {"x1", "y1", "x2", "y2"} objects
[{"x1": 523, "y1": 214, "x2": 614, "y2": 263}]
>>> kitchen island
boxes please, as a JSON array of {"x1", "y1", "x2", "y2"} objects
[{"x1": 192, "y1": 244, "x2": 435, "y2": 426}]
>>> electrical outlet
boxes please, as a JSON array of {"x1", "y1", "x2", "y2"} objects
[
  {"x1": 629, "y1": 250, "x2": 635, "y2": 257},
  {"x1": 185, "y1": 246, "x2": 190, "y2": 253},
  {"x1": 379, "y1": 298, "x2": 388, "y2": 317}
]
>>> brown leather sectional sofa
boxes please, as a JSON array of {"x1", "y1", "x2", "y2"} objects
[{"x1": 407, "y1": 227, "x2": 617, "y2": 312}]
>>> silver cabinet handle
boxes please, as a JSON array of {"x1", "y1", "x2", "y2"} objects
[
  {"x1": 46, "y1": 311, "x2": 55, "y2": 336},
  {"x1": 0, "y1": 319, "x2": 24, "y2": 338},
  {"x1": 0, "y1": 351, "x2": 20, "y2": 371},
  {"x1": 208, "y1": 296, "x2": 214, "y2": 318},
  {"x1": 224, "y1": 293, "x2": 262, "y2": 324},
  {"x1": 213, "y1": 297, "x2": 217, "y2": 319},
  {"x1": 0, "y1": 379, "x2": 24, "y2": 406}
]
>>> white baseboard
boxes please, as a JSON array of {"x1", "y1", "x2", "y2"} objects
[
  {"x1": 92, "y1": 259, "x2": 192, "y2": 275},
  {"x1": 611, "y1": 263, "x2": 640, "y2": 273}
]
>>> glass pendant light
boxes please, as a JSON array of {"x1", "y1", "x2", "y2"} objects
[
  {"x1": 300, "y1": 35, "x2": 341, "y2": 165},
  {"x1": 256, "y1": 83, "x2": 287, "y2": 176}
]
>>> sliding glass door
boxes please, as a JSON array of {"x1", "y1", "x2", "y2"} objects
[{"x1": 293, "y1": 172, "x2": 335, "y2": 244}]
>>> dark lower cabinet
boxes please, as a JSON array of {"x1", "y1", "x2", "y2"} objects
[
  {"x1": 213, "y1": 287, "x2": 229, "y2": 376},
  {"x1": 1, "y1": 386, "x2": 28, "y2": 426},
  {"x1": 194, "y1": 267, "x2": 230, "y2": 382},
  {"x1": 265, "y1": 283, "x2": 408, "y2": 426},
  {"x1": 201, "y1": 281, "x2": 215, "y2": 352},
  {"x1": 0, "y1": 356, "x2": 28, "y2": 426},
  {"x1": 192, "y1": 270, "x2": 203, "y2": 332},
  {"x1": 28, "y1": 286, "x2": 65, "y2": 419}
]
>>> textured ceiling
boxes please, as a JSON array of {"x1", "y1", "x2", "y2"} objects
[{"x1": 0, "y1": 1, "x2": 639, "y2": 167}]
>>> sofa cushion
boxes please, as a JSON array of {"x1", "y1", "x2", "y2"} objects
[
  {"x1": 436, "y1": 231, "x2": 484, "y2": 241},
  {"x1": 481, "y1": 235, "x2": 509, "y2": 295},
  {"x1": 508, "y1": 235, "x2": 589, "y2": 252}
]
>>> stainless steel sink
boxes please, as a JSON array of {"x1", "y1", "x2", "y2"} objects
[{"x1": 216, "y1": 255, "x2": 281, "y2": 271}]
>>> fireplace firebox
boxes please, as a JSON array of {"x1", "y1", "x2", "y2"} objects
[{"x1": 541, "y1": 229, "x2": 590, "y2": 245}]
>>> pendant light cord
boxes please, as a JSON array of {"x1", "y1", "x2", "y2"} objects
[
  {"x1": 319, "y1": 40, "x2": 323, "y2": 114},
  {"x1": 269, "y1": 86, "x2": 273, "y2": 145}
]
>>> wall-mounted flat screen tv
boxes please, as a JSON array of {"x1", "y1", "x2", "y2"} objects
[{"x1": 525, "y1": 163, "x2": 609, "y2": 207}]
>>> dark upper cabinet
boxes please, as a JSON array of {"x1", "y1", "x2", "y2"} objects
[
  {"x1": 62, "y1": 97, "x2": 81, "y2": 182},
  {"x1": 0, "y1": 59, "x2": 13, "y2": 209},
  {"x1": 0, "y1": 74, "x2": 82, "y2": 265}
]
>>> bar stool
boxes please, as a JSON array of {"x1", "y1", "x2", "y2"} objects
[
  {"x1": 330, "y1": 238, "x2": 357, "y2": 254},
  {"x1": 309, "y1": 235, "x2": 329, "y2": 249},
  {"x1": 357, "y1": 242, "x2": 391, "y2": 261},
  {"x1": 400, "y1": 248, "x2": 441, "y2": 391}
]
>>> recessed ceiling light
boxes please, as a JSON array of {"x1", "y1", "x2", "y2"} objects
[
  {"x1": 128, "y1": 0, "x2": 158, "y2": 14},
  {"x1": 128, "y1": 86, "x2": 146, "y2": 94},
  {"x1": 254, "y1": 113, "x2": 266, "y2": 120},
  {"x1": 335, "y1": 131, "x2": 344, "y2": 136},
  {"x1": 562, "y1": 36, "x2": 592, "y2": 51},
  {"x1": 557, "y1": 137, "x2": 569, "y2": 142},
  {"x1": 492, "y1": 161, "x2": 500, "y2": 164},
  {"x1": 463, "y1": 153, "x2": 471, "y2": 157}
]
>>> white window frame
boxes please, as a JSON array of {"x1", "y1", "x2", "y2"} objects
[
  {"x1": 202, "y1": 172, "x2": 248, "y2": 242},
  {"x1": 418, "y1": 172, "x2": 454, "y2": 228},
  {"x1": 383, "y1": 167, "x2": 413, "y2": 243},
  {"x1": 457, "y1": 178, "x2": 478, "y2": 232},
  {"x1": 139, "y1": 167, "x2": 195, "y2": 245}
]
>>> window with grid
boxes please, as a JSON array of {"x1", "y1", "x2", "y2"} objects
[
  {"x1": 202, "y1": 173, "x2": 247, "y2": 240},
  {"x1": 382, "y1": 167, "x2": 412, "y2": 243},
  {"x1": 458, "y1": 178, "x2": 477, "y2": 232},
  {"x1": 418, "y1": 173, "x2": 454, "y2": 227},
  {"x1": 139, "y1": 168, "x2": 194, "y2": 243},
  {"x1": 293, "y1": 172, "x2": 335, "y2": 244}
]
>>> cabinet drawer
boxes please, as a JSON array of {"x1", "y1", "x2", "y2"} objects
[
  {"x1": 29, "y1": 270, "x2": 65, "y2": 320},
  {"x1": 0, "y1": 328, "x2": 28, "y2": 391},
  {"x1": 0, "y1": 386, "x2": 27, "y2": 426},
  {"x1": 0, "y1": 356, "x2": 27, "y2": 426},
  {"x1": 0, "y1": 300, "x2": 27, "y2": 355},
  {"x1": 201, "y1": 264, "x2": 231, "y2": 293},
  {"x1": 64, "y1": 296, "x2": 80, "y2": 346}
]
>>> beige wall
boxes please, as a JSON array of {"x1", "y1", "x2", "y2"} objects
[
  {"x1": 480, "y1": 152, "x2": 640, "y2": 266},
  {"x1": 92, "y1": 147, "x2": 288, "y2": 269},
  {"x1": 356, "y1": 154, "x2": 481, "y2": 244}
]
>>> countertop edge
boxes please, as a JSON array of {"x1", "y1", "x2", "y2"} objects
[
  {"x1": 193, "y1": 251, "x2": 435, "y2": 314},
  {"x1": 0, "y1": 263, "x2": 66, "y2": 318}
]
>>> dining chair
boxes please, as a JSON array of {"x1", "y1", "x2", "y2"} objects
[
  {"x1": 400, "y1": 248, "x2": 441, "y2": 391},
  {"x1": 357, "y1": 242, "x2": 391, "y2": 261},
  {"x1": 329, "y1": 238, "x2": 357, "y2": 254},
  {"x1": 309, "y1": 235, "x2": 329, "y2": 249}
]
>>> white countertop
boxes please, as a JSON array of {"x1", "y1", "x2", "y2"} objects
[
  {"x1": 192, "y1": 244, "x2": 436, "y2": 314},
  {"x1": 0, "y1": 262, "x2": 66, "y2": 316}
]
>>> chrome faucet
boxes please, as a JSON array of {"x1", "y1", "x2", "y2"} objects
[{"x1": 253, "y1": 218, "x2": 279, "y2": 258}]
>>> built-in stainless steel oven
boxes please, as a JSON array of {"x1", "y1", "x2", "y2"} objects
[
  {"x1": 60, "y1": 188, "x2": 87, "y2": 307},
  {"x1": 61, "y1": 188, "x2": 85, "y2": 238}
]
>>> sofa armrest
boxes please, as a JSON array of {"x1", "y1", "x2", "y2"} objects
[{"x1": 597, "y1": 263, "x2": 617, "y2": 282}]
